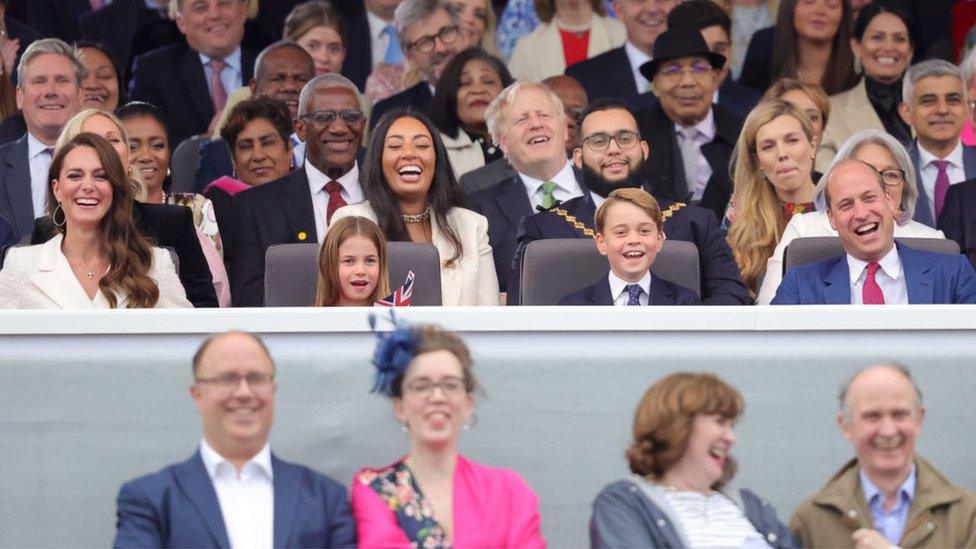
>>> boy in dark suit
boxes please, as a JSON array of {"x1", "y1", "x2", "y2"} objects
[{"x1": 560, "y1": 187, "x2": 699, "y2": 305}]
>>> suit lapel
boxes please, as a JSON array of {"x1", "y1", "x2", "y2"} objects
[
  {"x1": 272, "y1": 454, "x2": 299, "y2": 549},
  {"x1": 649, "y1": 278, "x2": 675, "y2": 305},
  {"x1": 173, "y1": 452, "x2": 231, "y2": 549},
  {"x1": 910, "y1": 142, "x2": 934, "y2": 227},
  {"x1": 431, "y1": 211, "x2": 462, "y2": 305},
  {"x1": 963, "y1": 145, "x2": 976, "y2": 180},
  {"x1": 177, "y1": 45, "x2": 215, "y2": 126},
  {"x1": 824, "y1": 256, "x2": 852, "y2": 304},
  {"x1": 284, "y1": 168, "x2": 318, "y2": 242},
  {"x1": 4, "y1": 135, "x2": 34, "y2": 236},
  {"x1": 29, "y1": 235, "x2": 98, "y2": 308},
  {"x1": 644, "y1": 107, "x2": 683, "y2": 200},
  {"x1": 898, "y1": 242, "x2": 932, "y2": 304},
  {"x1": 496, "y1": 176, "x2": 532, "y2": 230},
  {"x1": 588, "y1": 277, "x2": 614, "y2": 305},
  {"x1": 613, "y1": 48, "x2": 639, "y2": 97},
  {"x1": 241, "y1": 48, "x2": 257, "y2": 83}
]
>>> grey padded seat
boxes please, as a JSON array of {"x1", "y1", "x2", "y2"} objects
[
  {"x1": 169, "y1": 136, "x2": 208, "y2": 194},
  {"x1": 783, "y1": 237, "x2": 960, "y2": 274},
  {"x1": 264, "y1": 242, "x2": 443, "y2": 306},
  {"x1": 519, "y1": 238, "x2": 701, "y2": 305}
]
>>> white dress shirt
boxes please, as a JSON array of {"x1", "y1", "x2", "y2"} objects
[
  {"x1": 609, "y1": 270, "x2": 651, "y2": 306},
  {"x1": 918, "y1": 140, "x2": 966, "y2": 222},
  {"x1": 675, "y1": 108, "x2": 716, "y2": 201},
  {"x1": 847, "y1": 245, "x2": 908, "y2": 305},
  {"x1": 199, "y1": 439, "x2": 274, "y2": 549},
  {"x1": 623, "y1": 41, "x2": 651, "y2": 94},
  {"x1": 306, "y1": 161, "x2": 364, "y2": 241},
  {"x1": 366, "y1": 9, "x2": 393, "y2": 68},
  {"x1": 27, "y1": 133, "x2": 52, "y2": 218},
  {"x1": 199, "y1": 48, "x2": 243, "y2": 103},
  {"x1": 519, "y1": 160, "x2": 583, "y2": 212}
]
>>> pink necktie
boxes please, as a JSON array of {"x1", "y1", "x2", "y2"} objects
[
  {"x1": 862, "y1": 262, "x2": 885, "y2": 305},
  {"x1": 208, "y1": 58, "x2": 228, "y2": 114},
  {"x1": 89, "y1": 0, "x2": 104, "y2": 9},
  {"x1": 933, "y1": 159, "x2": 950, "y2": 222},
  {"x1": 324, "y1": 181, "x2": 347, "y2": 224}
]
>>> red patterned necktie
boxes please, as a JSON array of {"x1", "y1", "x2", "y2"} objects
[
  {"x1": 933, "y1": 159, "x2": 950, "y2": 222},
  {"x1": 862, "y1": 262, "x2": 885, "y2": 305},
  {"x1": 208, "y1": 58, "x2": 228, "y2": 114},
  {"x1": 324, "y1": 180, "x2": 347, "y2": 224}
]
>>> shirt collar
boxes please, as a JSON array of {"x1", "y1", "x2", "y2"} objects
[
  {"x1": 198, "y1": 46, "x2": 242, "y2": 73},
  {"x1": 366, "y1": 9, "x2": 391, "y2": 41},
  {"x1": 674, "y1": 107, "x2": 716, "y2": 141},
  {"x1": 918, "y1": 139, "x2": 964, "y2": 169},
  {"x1": 306, "y1": 160, "x2": 359, "y2": 194},
  {"x1": 859, "y1": 463, "x2": 916, "y2": 507},
  {"x1": 27, "y1": 132, "x2": 52, "y2": 159},
  {"x1": 847, "y1": 243, "x2": 901, "y2": 285},
  {"x1": 519, "y1": 160, "x2": 578, "y2": 195},
  {"x1": 199, "y1": 438, "x2": 273, "y2": 481},
  {"x1": 623, "y1": 41, "x2": 651, "y2": 71},
  {"x1": 608, "y1": 270, "x2": 652, "y2": 301}
]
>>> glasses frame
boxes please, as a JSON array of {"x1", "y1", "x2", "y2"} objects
[
  {"x1": 404, "y1": 377, "x2": 468, "y2": 399},
  {"x1": 406, "y1": 25, "x2": 460, "y2": 54},
  {"x1": 581, "y1": 130, "x2": 641, "y2": 152},
  {"x1": 194, "y1": 372, "x2": 275, "y2": 392},
  {"x1": 877, "y1": 168, "x2": 906, "y2": 187},
  {"x1": 656, "y1": 61, "x2": 715, "y2": 81},
  {"x1": 298, "y1": 109, "x2": 365, "y2": 126}
]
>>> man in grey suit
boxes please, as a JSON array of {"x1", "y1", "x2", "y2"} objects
[{"x1": 0, "y1": 38, "x2": 82, "y2": 240}]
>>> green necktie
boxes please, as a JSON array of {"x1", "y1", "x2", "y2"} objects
[{"x1": 540, "y1": 181, "x2": 556, "y2": 209}]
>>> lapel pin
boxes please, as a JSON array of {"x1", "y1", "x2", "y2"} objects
[{"x1": 297, "y1": 231, "x2": 307, "y2": 241}]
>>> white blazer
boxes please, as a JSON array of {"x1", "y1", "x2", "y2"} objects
[
  {"x1": 330, "y1": 202, "x2": 500, "y2": 306},
  {"x1": 441, "y1": 131, "x2": 487, "y2": 180},
  {"x1": 754, "y1": 211, "x2": 945, "y2": 304},
  {"x1": 508, "y1": 15, "x2": 626, "y2": 82},
  {"x1": 0, "y1": 234, "x2": 193, "y2": 309}
]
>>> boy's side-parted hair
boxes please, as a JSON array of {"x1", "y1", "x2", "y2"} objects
[{"x1": 594, "y1": 187, "x2": 664, "y2": 235}]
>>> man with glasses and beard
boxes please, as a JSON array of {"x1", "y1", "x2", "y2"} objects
[{"x1": 510, "y1": 98, "x2": 749, "y2": 305}]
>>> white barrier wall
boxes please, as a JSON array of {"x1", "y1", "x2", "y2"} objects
[{"x1": 2, "y1": 306, "x2": 976, "y2": 548}]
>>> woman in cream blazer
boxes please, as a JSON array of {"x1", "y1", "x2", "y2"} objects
[
  {"x1": 331, "y1": 109, "x2": 499, "y2": 306},
  {"x1": 508, "y1": 0, "x2": 625, "y2": 82}
]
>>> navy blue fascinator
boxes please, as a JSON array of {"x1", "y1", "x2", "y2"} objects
[{"x1": 368, "y1": 311, "x2": 420, "y2": 397}]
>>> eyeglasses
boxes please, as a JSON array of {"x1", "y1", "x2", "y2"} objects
[
  {"x1": 406, "y1": 25, "x2": 460, "y2": 53},
  {"x1": 582, "y1": 130, "x2": 640, "y2": 151},
  {"x1": 878, "y1": 168, "x2": 906, "y2": 186},
  {"x1": 404, "y1": 377, "x2": 467, "y2": 399},
  {"x1": 299, "y1": 109, "x2": 364, "y2": 126},
  {"x1": 565, "y1": 106, "x2": 585, "y2": 124},
  {"x1": 195, "y1": 372, "x2": 274, "y2": 392},
  {"x1": 657, "y1": 62, "x2": 714, "y2": 80}
]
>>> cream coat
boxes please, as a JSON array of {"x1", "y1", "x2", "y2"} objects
[
  {"x1": 508, "y1": 15, "x2": 626, "y2": 82},
  {"x1": 0, "y1": 234, "x2": 192, "y2": 309},
  {"x1": 330, "y1": 202, "x2": 500, "y2": 306},
  {"x1": 754, "y1": 210, "x2": 945, "y2": 304},
  {"x1": 440, "y1": 131, "x2": 487, "y2": 180},
  {"x1": 816, "y1": 78, "x2": 886, "y2": 172}
]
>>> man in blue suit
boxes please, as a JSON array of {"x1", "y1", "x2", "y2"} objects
[
  {"x1": 113, "y1": 332, "x2": 356, "y2": 548},
  {"x1": 900, "y1": 60, "x2": 976, "y2": 228},
  {"x1": 774, "y1": 159, "x2": 976, "y2": 305}
]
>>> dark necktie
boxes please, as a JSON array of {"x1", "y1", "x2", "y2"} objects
[
  {"x1": 324, "y1": 180, "x2": 347, "y2": 224},
  {"x1": 933, "y1": 160, "x2": 950, "y2": 222},
  {"x1": 626, "y1": 284, "x2": 642, "y2": 306},
  {"x1": 862, "y1": 262, "x2": 885, "y2": 305}
]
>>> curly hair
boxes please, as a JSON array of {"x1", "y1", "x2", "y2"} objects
[
  {"x1": 315, "y1": 216, "x2": 392, "y2": 306},
  {"x1": 220, "y1": 95, "x2": 294, "y2": 150},
  {"x1": 626, "y1": 372, "x2": 743, "y2": 489},
  {"x1": 47, "y1": 133, "x2": 160, "y2": 308}
]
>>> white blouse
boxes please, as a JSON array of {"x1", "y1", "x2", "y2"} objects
[{"x1": 662, "y1": 489, "x2": 771, "y2": 548}]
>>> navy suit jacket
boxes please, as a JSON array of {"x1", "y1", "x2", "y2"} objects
[
  {"x1": 0, "y1": 214, "x2": 13, "y2": 264},
  {"x1": 341, "y1": 10, "x2": 372, "y2": 91},
  {"x1": 113, "y1": 451, "x2": 356, "y2": 548},
  {"x1": 772, "y1": 241, "x2": 976, "y2": 304},
  {"x1": 908, "y1": 141, "x2": 976, "y2": 228},
  {"x1": 939, "y1": 177, "x2": 976, "y2": 268},
  {"x1": 370, "y1": 82, "x2": 434, "y2": 130},
  {"x1": 636, "y1": 104, "x2": 742, "y2": 221},
  {"x1": 469, "y1": 173, "x2": 540, "y2": 293},
  {"x1": 26, "y1": 0, "x2": 89, "y2": 42},
  {"x1": 129, "y1": 43, "x2": 258, "y2": 146},
  {"x1": 0, "y1": 134, "x2": 32, "y2": 240},
  {"x1": 559, "y1": 274, "x2": 700, "y2": 305},
  {"x1": 458, "y1": 157, "x2": 517, "y2": 196},
  {"x1": 738, "y1": 26, "x2": 774, "y2": 93},
  {"x1": 565, "y1": 46, "x2": 638, "y2": 101},
  {"x1": 511, "y1": 192, "x2": 750, "y2": 305},
  {"x1": 231, "y1": 167, "x2": 318, "y2": 307}
]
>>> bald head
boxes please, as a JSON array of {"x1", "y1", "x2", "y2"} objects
[
  {"x1": 542, "y1": 75, "x2": 588, "y2": 156},
  {"x1": 839, "y1": 363, "x2": 923, "y2": 420},
  {"x1": 193, "y1": 332, "x2": 274, "y2": 377}
]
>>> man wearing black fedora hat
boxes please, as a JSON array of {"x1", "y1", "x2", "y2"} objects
[{"x1": 635, "y1": 26, "x2": 743, "y2": 222}]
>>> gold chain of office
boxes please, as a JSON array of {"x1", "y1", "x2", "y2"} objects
[{"x1": 553, "y1": 202, "x2": 686, "y2": 239}]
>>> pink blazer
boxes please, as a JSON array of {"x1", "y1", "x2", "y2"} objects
[{"x1": 351, "y1": 454, "x2": 546, "y2": 548}]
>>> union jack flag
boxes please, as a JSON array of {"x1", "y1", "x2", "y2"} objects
[{"x1": 375, "y1": 271, "x2": 415, "y2": 307}]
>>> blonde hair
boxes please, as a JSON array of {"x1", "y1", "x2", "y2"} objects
[
  {"x1": 315, "y1": 216, "x2": 392, "y2": 306},
  {"x1": 56, "y1": 109, "x2": 147, "y2": 202},
  {"x1": 726, "y1": 100, "x2": 815, "y2": 294},
  {"x1": 595, "y1": 188, "x2": 664, "y2": 234}
]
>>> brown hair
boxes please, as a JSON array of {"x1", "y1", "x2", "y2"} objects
[
  {"x1": 315, "y1": 216, "x2": 392, "y2": 306},
  {"x1": 626, "y1": 372, "x2": 744, "y2": 489},
  {"x1": 594, "y1": 187, "x2": 664, "y2": 235},
  {"x1": 533, "y1": 0, "x2": 604, "y2": 24},
  {"x1": 391, "y1": 324, "x2": 479, "y2": 398},
  {"x1": 220, "y1": 96, "x2": 294, "y2": 150},
  {"x1": 762, "y1": 77, "x2": 831, "y2": 128},
  {"x1": 47, "y1": 132, "x2": 160, "y2": 308},
  {"x1": 283, "y1": 0, "x2": 345, "y2": 45},
  {"x1": 769, "y1": 0, "x2": 857, "y2": 96}
]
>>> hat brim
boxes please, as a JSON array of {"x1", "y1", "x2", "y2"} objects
[{"x1": 639, "y1": 52, "x2": 727, "y2": 82}]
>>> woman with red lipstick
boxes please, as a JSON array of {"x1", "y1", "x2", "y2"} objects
[
  {"x1": 332, "y1": 109, "x2": 500, "y2": 306},
  {"x1": 352, "y1": 319, "x2": 546, "y2": 547},
  {"x1": 315, "y1": 216, "x2": 392, "y2": 306},
  {"x1": 726, "y1": 100, "x2": 818, "y2": 296},
  {"x1": 0, "y1": 133, "x2": 191, "y2": 308},
  {"x1": 590, "y1": 372, "x2": 793, "y2": 548},
  {"x1": 431, "y1": 47, "x2": 513, "y2": 178}
]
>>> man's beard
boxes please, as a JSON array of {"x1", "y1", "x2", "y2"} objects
[{"x1": 580, "y1": 157, "x2": 647, "y2": 198}]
